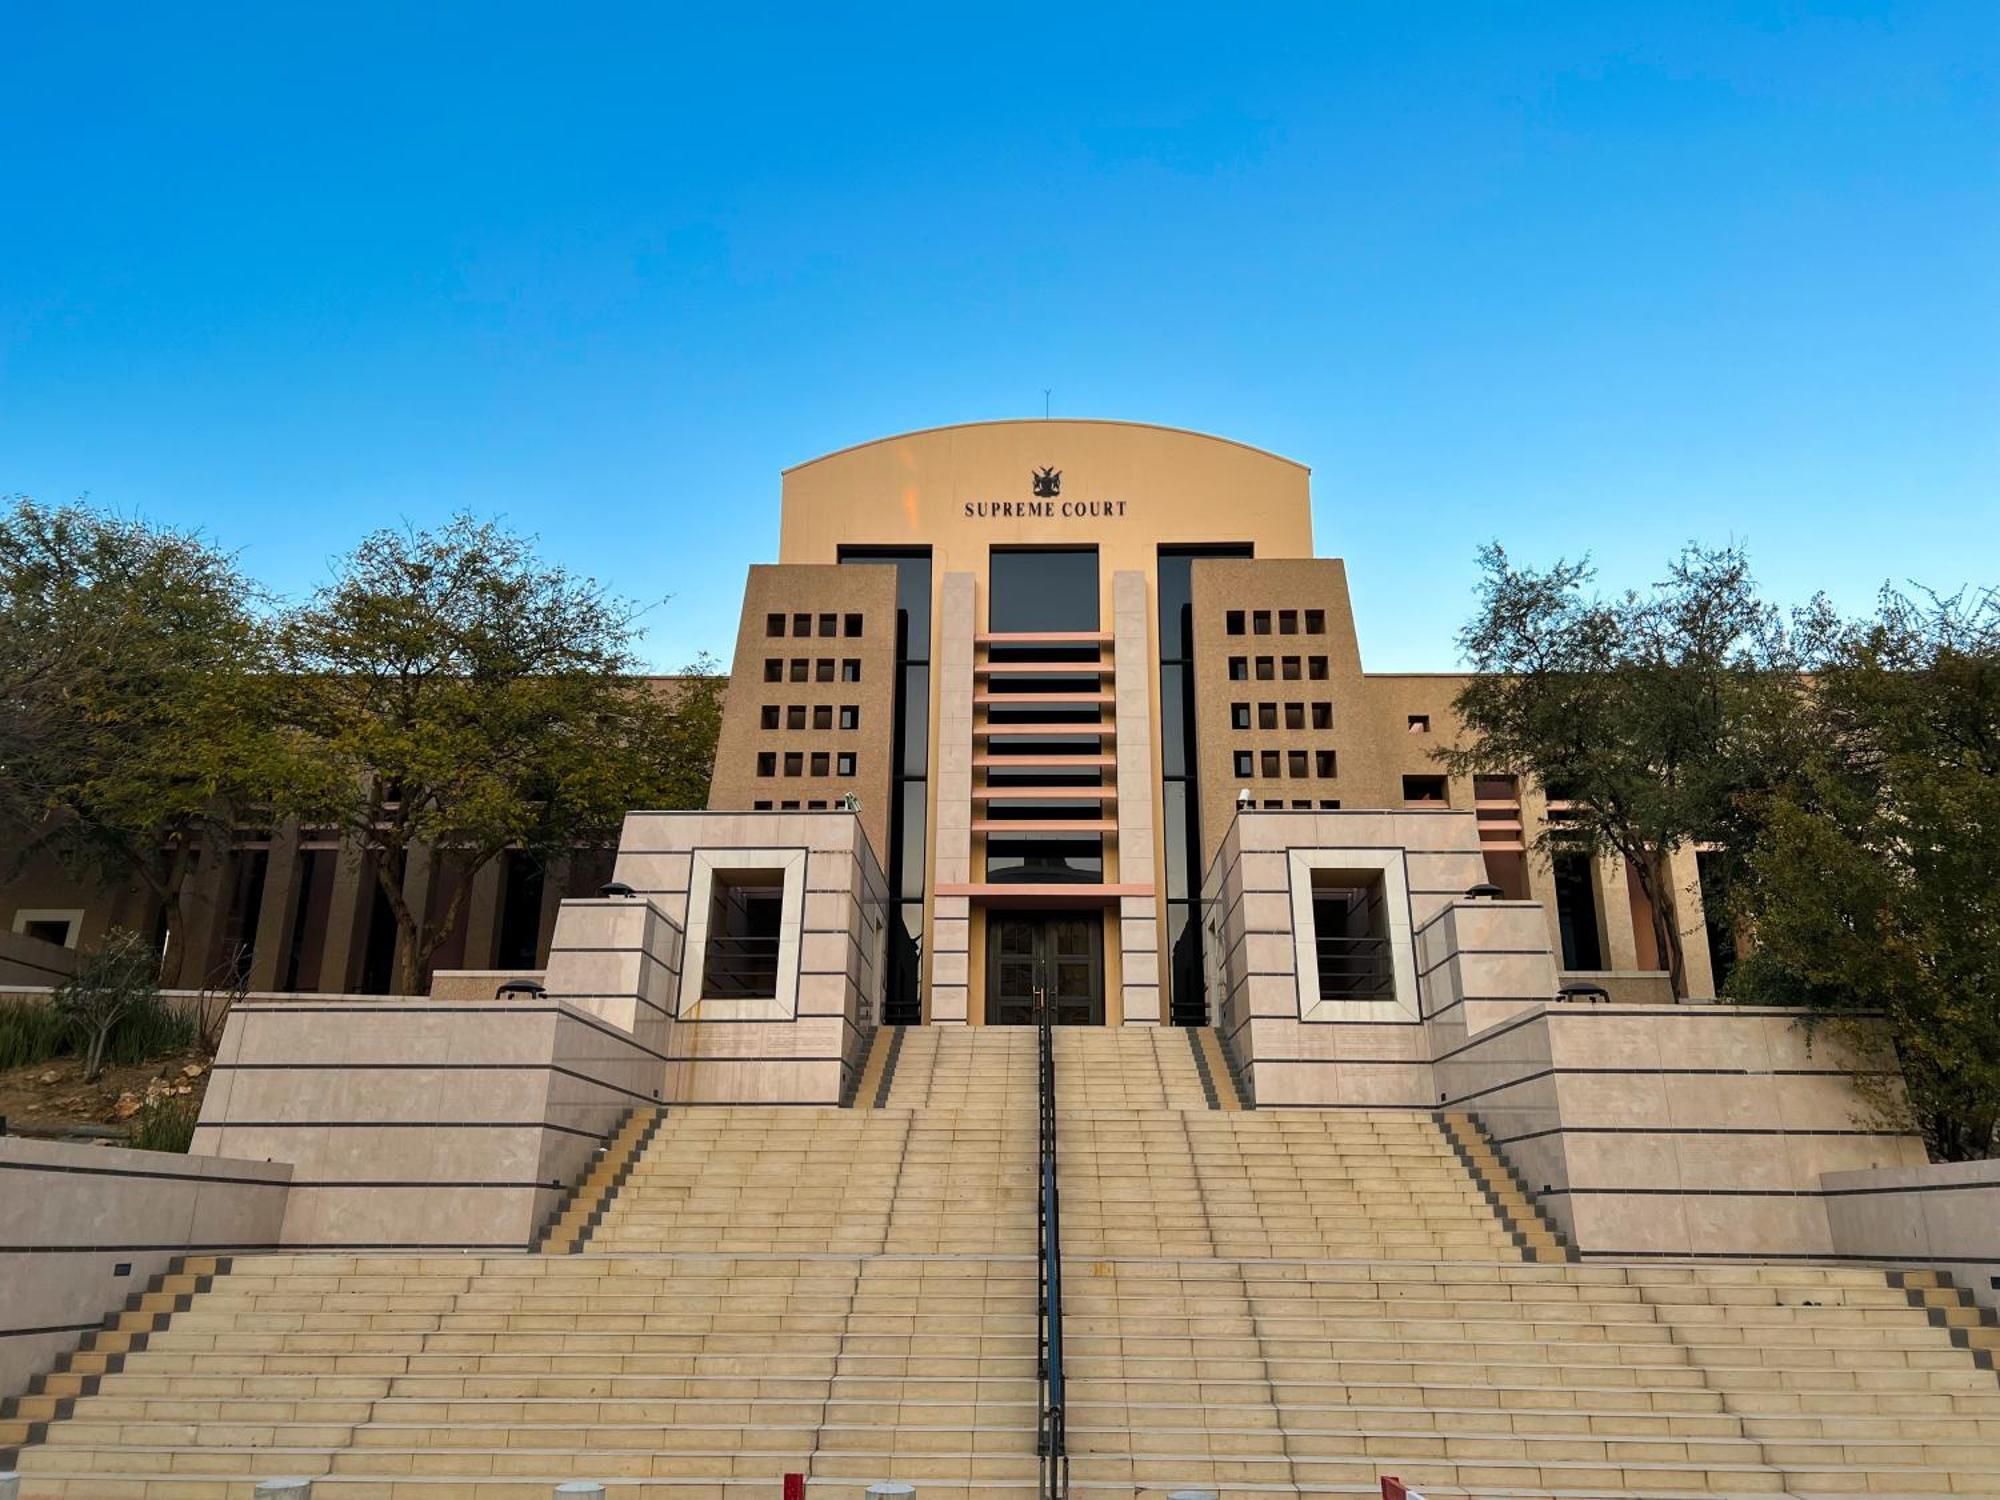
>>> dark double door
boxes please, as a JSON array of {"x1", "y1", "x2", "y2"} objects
[{"x1": 987, "y1": 912, "x2": 1104, "y2": 1026}]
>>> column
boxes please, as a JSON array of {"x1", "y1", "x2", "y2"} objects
[
  {"x1": 166, "y1": 827, "x2": 233, "y2": 990},
  {"x1": 1112, "y1": 571, "x2": 1161, "y2": 1024},
  {"x1": 246, "y1": 820, "x2": 305, "y2": 992},
  {"x1": 1669, "y1": 843, "x2": 1718, "y2": 998},
  {"x1": 535, "y1": 854, "x2": 571, "y2": 967},
  {"x1": 929, "y1": 572, "x2": 975, "y2": 1023},
  {"x1": 1592, "y1": 851, "x2": 1641, "y2": 972},
  {"x1": 458, "y1": 854, "x2": 507, "y2": 971},
  {"x1": 316, "y1": 838, "x2": 374, "y2": 994}
]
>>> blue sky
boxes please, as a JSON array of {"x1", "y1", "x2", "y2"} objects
[{"x1": 2, "y1": 3, "x2": 1994, "y2": 671}]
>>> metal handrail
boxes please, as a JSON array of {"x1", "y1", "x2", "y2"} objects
[
  {"x1": 1315, "y1": 934, "x2": 1396, "y2": 1000},
  {"x1": 698, "y1": 934, "x2": 781, "y2": 999},
  {"x1": 1036, "y1": 985, "x2": 1068, "y2": 1500}
]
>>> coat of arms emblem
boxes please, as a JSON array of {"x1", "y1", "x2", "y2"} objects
[{"x1": 1032, "y1": 467, "x2": 1061, "y2": 498}]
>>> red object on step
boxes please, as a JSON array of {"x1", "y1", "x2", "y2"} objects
[
  {"x1": 783, "y1": 1475, "x2": 805, "y2": 1500},
  {"x1": 1382, "y1": 1480, "x2": 1420, "y2": 1500}
]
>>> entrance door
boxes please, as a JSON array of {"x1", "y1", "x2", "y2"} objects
[{"x1": 987, "y1": 913, "x2": 1104, "y2": 1025}]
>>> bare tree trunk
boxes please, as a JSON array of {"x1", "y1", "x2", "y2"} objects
[{"x1": 370, "y1": 846, "x2": 427, "y2": 997}]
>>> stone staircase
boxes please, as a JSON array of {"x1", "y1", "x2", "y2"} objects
[{"x1": 9, "y1": 1023, "x2": 2000, "y2": 1498}]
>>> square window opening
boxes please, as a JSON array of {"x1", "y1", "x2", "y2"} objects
[
  {"x1": 700, "y1": 871, "x2": 785, "y2": 1000},
  {"x1": 1312, "y1": 868, "x2": 1393, "y2": 1003}
]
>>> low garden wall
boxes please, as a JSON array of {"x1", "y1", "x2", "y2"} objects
[
  {"x1": 1823, "y1": 1158, "x2": 2000, "y2": 1309},
  {"x1": 190, "y1": 894, "x2": 682, "y2": 1249},
  {"x1": 1433, "y1": 1000, "x2": 1932, "y2": 1259},
  {"x1": 0, "y1": 1137, "x2": 290, "y2": 1399}
]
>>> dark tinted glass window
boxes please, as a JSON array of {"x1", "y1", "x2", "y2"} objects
[
  {"x1": 900, "y1": 669, "x2": 930, "y2": 774},
  {"x1": 1159, "y1": 665, "x2": 1188, "y2": 777},
  {"x1": 989, "y1": 548, "x2": 1099, "y2": 634},
  {"x1": 985, "y1": 835, "x2": 1104, "y2": 884}
]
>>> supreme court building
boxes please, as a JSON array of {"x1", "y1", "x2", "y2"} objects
[{"x1": 692, "y1": 417, "x2": 1726, "y2": 1038}]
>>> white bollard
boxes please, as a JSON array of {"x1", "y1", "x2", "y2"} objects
[
  {"x1": 554, "y1": 1486, "x2": 607, "y2": 1498},
  {"x1": 1167, "y1": 1492, "x2": 1219, "y2": 1500},
  {"x1": 865, "y1": 1486, "x2": 916, "y2": 1499},
  {"x1": 254, "y1": 1484, "x2": 312, "y2": 1500},
  {"x1": 0, "y1": 1470, "x2": 20, "y2": 1500}
]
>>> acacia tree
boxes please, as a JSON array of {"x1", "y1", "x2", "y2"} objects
[
  {"x1": 54, "y1": 928, "x2": 160, "y2": 1081},
  {"x1": 0, "y1": 499, "x2": 274, "y2": 982},
  {"x1": 1731, "y1": 587, "x2": 1999, "y2": 1160},
  {"x1": 273, "y1": 517, "x2": 720, "y2": 994},
  {"x1": 1437, "y1": 542, "x2": 1790, "y2": 998}
]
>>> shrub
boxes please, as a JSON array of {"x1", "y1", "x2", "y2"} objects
[
  {"x1": 103, "y1": 991, "x2": 196, "y2": 1066},
  {"x1": 129, "y1": 1095, "x2": 200, "y2": 1153},
  {"x1": 0, "y1": 996, "x2": 69, "y2": 1069},
  {"x1": 54, "y1": 929, "x2": 162, "y2": 1081}
]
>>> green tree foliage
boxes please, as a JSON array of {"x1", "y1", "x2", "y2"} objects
[
  {"x1": 1438, "y1": 542, "x2": 1791, "y2": 998},
  {"x1": 55, "y1": 928, "x2": 164, "y2": 1082},
  {"x1": 1731, "y1": 587, "x2": 2000, "y2": 1161},
  {"x1": 0, "y1": 499, "x2": 273, "y2": 982},
  {"x1": 273, "y1": 517, "x2": 719, "y2": 993}
]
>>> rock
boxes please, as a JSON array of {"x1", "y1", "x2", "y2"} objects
[
  {"x1": 40, "y1": 1070, "x2": 58, "y2": 1085},
  {"x1": 181, "y1": 1063, "x2": 205, "y2": 1079},
  {"x1": 112, "y1": 1092, "x2": 142, "y2": 1120}
]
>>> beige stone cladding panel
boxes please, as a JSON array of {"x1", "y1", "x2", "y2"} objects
[
  {"x1": 0, "y1": 1138, "x2": 290, "y2": 1400},
  {"x1": 1205, "y1": 810, "x2": 1495, "y2": 1103},
  {"x1": 1415, "y1": 899, "x2": 1560, "y2": 1037},
  {"x1": 544, "y1": 896, "x2": 683, "y2": 1040},
  {"x1": 605, "y1": 810, "x2": 886, "y2": 1101},
  {"x1": 1112, "y1": 569, "x2": 1161, "y2": 1022},
  {"x1": 931, "y1": 894, "x2": 969, "y2": 1024},
  {"x1": 1436, "y1": 1002, "x2": 1930, "y2": 1259},
  {"x1": 1824, "y1": 1159, "x2": 2000, "y2": 1311},
  {"x1": 931, "y1": 573, "x2": 975, "y2": 1022},
  {"x1": 191, "y1": 991, "x2": 665, "y2": 1250},
  {"x1": 709, "y1": 563, "x2": 897, "y2": 857}
]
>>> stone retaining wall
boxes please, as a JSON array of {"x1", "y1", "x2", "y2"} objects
[{"x1": 0, "y1": 1138, "x2": 290, "y2": 1398}]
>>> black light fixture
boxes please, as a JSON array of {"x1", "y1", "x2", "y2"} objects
[
  {"x1": 599, "y1": 880, "x2": 635, "y2": 898},
  {"x1": 1556, "y1": 981, "x2": 1610, "y2": 1005},
  {"x1": 495, "y1": 979, "x2": 547, "y2": 1000},
  {"x1": 1464, "y1": 882, "x2": 1504, "y2": 900}
]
